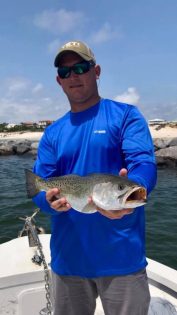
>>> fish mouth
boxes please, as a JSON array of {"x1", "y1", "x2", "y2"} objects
[{"x1": 123, "y1": 186, "x2": 147, "y2": 208}]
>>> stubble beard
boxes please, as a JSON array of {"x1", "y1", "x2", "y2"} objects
[{"x1": 66, "y1": 85, "x2": 100, "y2": 112}]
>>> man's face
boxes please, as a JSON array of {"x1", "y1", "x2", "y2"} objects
[{"x1": 56, "y1": 52, "x2": 100, "y2": 111}]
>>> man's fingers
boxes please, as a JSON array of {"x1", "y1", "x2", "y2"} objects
[
  {"x1": 97, "y1": 208, "x2": 134, "y2": 219},
  {"x1": 119, "y1": 168, "x2": 128, "y2": 177},
  {"x1": 97, "y1": 208, "x2": 123, "y2": 219},
  {"x1": 88, "y1": 196, "x2": 134, "y2": 219},
  {"x1": 51, "y1": 198, "x2": 71, "y2": 211},
  {"x1": 46, "y1": 188, "x2": 71, "y2": 211},
  {"x1": 46, "y1": 188, "x2": 60, "y2": 202}
]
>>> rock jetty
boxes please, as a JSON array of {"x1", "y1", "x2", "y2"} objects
[
  {"x1": 0, "y1": 136, "x2": 177, "y2": 167},
  {"x1": 0, "y1": 139, "x2": 39, "y2": 156},
  {"x1": 154, "y1": 137, "x2": 177, "y2": 167}
]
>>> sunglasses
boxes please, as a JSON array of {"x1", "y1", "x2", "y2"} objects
[{"x1": 57, "y1": 60, "x2": 95, "y2": 79}]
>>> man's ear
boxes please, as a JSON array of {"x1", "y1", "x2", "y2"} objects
[
  {"x1": 56, "y1": 76, "x2": 62, "y2": 85},
  {"x1": 95, "y1": 65, "x2": 101, "y2": 79}
]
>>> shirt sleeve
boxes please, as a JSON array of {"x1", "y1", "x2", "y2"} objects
[
  {"x1": 120, "y1": 105, "x2": 157, "y2": 194},
  {"x1": 32, "y1": 130, "x2": 60, "y2": 215}
]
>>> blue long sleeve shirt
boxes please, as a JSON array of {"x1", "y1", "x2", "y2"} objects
[{"x1": 33, "y1": 99, "x2": 157, "y2": 277}]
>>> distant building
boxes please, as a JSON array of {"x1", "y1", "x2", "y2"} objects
[
  {"x1": 38, "y1": 120, "x2": 54, "y2": 128},
  {"x1": 6, "y1": 123, "x2": 17, "y2": 129},
  {"x1": 21, "y1": 122, "x2": 36, "y2": 128}
]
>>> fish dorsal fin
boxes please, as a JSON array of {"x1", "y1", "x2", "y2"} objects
[
  {"x1": 86, "y1": 173, "x2": 114, "y2": 177},
  {"x1": 46, "y1": 174, "x2": 81, "y2": 182}
]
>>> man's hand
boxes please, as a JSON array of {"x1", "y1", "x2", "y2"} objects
[
  {"x1": 93, "y1": 168, "x2": 134, "y2": 220},
  {"x1": 95, "y1": 207, "x2": 134, "y2": 219},
  {"x1": 46, "y1": 188, "x2": 71, "y2": 212}
]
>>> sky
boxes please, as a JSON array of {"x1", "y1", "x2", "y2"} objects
[{"x1": 0, "y1": 0, "x2": 177, "y2": 123}]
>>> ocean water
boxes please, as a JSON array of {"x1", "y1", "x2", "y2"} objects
[{"x1": 0, "y1": 155, "x2": 176, "y2": 270}]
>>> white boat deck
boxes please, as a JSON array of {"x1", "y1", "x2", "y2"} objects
[{"x1": 0, "y1": 234, "x2": 177, "y2": 315}]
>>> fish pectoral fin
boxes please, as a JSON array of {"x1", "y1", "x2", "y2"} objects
[
  {"x1": 82, "y1": 203, "x2": 97, "y2": 214},
  {"x1": 91, "y1": 196, "x2": 105, "y2": 210},
  {"x1": 66, "y1": 196, "x2": 96, "y2": 214}
]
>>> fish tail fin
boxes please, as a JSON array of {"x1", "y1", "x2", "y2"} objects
[{"x1": 25, "y1": 169, "x2": 40, "y2": 198}]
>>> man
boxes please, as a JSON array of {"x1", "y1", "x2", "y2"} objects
[{"x1": 33, "y1": 40, "x2": 157, "y2": 315}]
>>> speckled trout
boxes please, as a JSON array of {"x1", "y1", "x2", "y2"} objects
[{"x1": 25, "y1": 169, "x2": 147, "y2": 214}]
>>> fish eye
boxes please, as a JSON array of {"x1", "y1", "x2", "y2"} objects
[{"x1": 118, "y1": 184, "x2": 124, "y2": 190}]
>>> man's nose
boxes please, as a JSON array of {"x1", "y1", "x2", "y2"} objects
[{"x1": 69, "y1": 70, "x2": 78, "y2": 78}]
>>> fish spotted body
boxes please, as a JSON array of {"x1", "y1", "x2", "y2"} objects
[{"x1": 25, "y1": 169, "x2": 147, "y2": 214}]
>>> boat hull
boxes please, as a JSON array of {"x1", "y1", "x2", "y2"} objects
[{"x1": 0, "y1": 235, "x2": 176, "y2": 315}]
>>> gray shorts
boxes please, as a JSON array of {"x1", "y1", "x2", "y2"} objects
[{"x1": 52, "y1": 269, "x2": 150, "y2": 315}]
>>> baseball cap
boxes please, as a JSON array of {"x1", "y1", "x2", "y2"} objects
[{"x1": 54, "y1": 40, "x2": 96, "y2": 67}]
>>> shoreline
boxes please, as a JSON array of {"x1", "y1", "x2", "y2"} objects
[
  {"x1": 0, "y1": 125, "x2": 177, "y2": 141},
  {"x1": 0, "y1": 131, "x2": 43, "y2": 141},
  {"x1": 149, "y1": 125, "x2": 177, "y2": 139},
  {"x1": 0, "y1": 127, "x2": 177, "y2": 167}
]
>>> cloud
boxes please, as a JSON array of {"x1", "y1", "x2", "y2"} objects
[
  {"x1": 3, "y1": 77, "x2": 45, "y2": 99},
  {"x1": 114, "y1": 88, "x2": 177, "y2": 120},
  {"x1": 114, "y1": 87, "x2": 140, "y2": 105},
  {"x1": 6, "y1": 78, "x2": 30, "y2": 95},
  {"x1": 34, "y1": 9, "x2": 85, "y2": 35},
  {"x1": 0, "y1": 95, "x2": 67, "y2": 123},
  {"x1": 139, "y1": 101, "x2": 177, "y2": 121},
  {"x1": 32, "y1": 83, "x2": 44, "y2": 94},
  {"x1": 34, "y1": 10, "x2": 122, "y2": 48},
  {"x1": 0, "y1": 97, "x2": 52, "y2": 123},
  {"x1": 0, "y1": 76, "x2": 68, "y2": 123},
  {"x1": 48, "y1": 39, "x2": 61, "y2": 54},
  {"x1": 90, "y1": 23, "x2": 122, "y2": 44}
]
